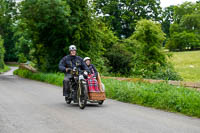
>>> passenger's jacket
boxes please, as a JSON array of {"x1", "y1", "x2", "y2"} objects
[
  {"x1": 88, "y1": 64, "x2": 98, "y2": 77},
  {"x1": 59, "y1": 55, "x2": 89, "y2": 74}
]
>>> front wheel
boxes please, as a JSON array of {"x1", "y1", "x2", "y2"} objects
[
  {"x1": 65, "y1": 97, "x2": 71, "y2": 104},
  {"x1": 78, "y1": 81, "x2": 88, "y2": 109}
]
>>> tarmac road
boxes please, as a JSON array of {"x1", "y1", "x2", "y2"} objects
[{"x1": 0, "y1": 69, "x2": 200, "y2": 133}]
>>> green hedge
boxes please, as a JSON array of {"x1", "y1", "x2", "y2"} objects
[
  {"x1": 0, "y1": 36, "x2": 5, "y2": 69},
  {"x1": 14, "y1": 69, "x2": 200, "y2": 118},
  {"x1": 0, "y1": 65, "x2": 10, "y2": 73}
]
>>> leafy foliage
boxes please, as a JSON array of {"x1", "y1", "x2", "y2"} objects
[
  {"x1": 16, "y1": 0, "x2": 118, "y2": 72},
  {"x1": 105, "y1": 42, "x2": 134, "y2": 75},
  {"x1": 17, "y1": 0, "x2": 71, "y2": 71},
  {"x1": 161, "y1": 6, "x2": 175, "y2": 38},
  {"x1": 166, "y1": 2, "x2": 200, "y2": 51},
  {"x1": 130, "y1": 19, "x2": 166, "y2": 73},
  {"x1": 104, "y1": 19, "x2": 180, "y2": 80},
  {"x1": 94, "y1": 0, "x2": 162, "y2": 38},
  {"x1": 0, "y1": 0, "x2": 183, "y2": 80},
  {"x1": 0, "y1": 0, "x2": 17, "y2": 61},
  {"x1": 166, "y1": 31, "x2": 200, "y2": 51},
  {"x1": 0, "y1": 35, "x2": 5, "y2": 69}
]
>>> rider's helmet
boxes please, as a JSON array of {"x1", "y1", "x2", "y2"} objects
[
  {"x1": 83, "y1": 57, "x2": 91, "y2": 62},
  {"x1": 69, "y1": 45, "x2": 77, "y2": 51}
]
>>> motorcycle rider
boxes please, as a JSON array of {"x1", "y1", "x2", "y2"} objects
[{"x1": 59, "y1": 45, "x2": 90, "y2": 98}]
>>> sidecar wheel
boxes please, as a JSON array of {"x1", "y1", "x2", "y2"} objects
[{"x1": 98, "y1": 100, "x2": 104, "y2": 105}]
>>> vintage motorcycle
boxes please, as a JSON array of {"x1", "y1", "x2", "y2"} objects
[{"x1": 65, "y1": 67, "x2": 88, "y2": 109}]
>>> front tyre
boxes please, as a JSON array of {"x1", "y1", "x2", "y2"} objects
[{"x1": 78, "y1": 80, "x2": 88, "y2": 109}]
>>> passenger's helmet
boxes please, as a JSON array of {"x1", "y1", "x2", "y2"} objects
[
  {"x1": 69, "y1": 45, "x2": 77, "y2": 51},
  {"x1": 83, "y1": 57, "x2": 91, "y2": 62}
]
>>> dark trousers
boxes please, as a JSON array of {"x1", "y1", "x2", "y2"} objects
[{"x1": 63, "y1": 75, "x2": 71, "y2": 96}]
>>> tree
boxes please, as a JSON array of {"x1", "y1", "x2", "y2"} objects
[
  {"x1": 161, "y1": 6, "x2": 175, "y2": 38},
  {"x1": 166, "y1": 2, "x2": 200, "y2": 51},
  {"x1": 0, "y1": 36, "x2": 5, "y2": 69},
  {"x1": 129, "y1": 19, "x2": 166, "y2": 74},
  {"x1": 63, "y1": 0, "x2": 117, "y2": 72},
  {"x1": 174, "y1": 2, "x2": 200, "y2": 24},
  {"x1": 94, "y1": 0, "x2": 162, "y2": 38},
  {"x1": 18, "y1": 0, "x2": 71, "y2": 71},
  {"x1": 17, "y1": 0, "x2": 116, "y2": 72},
  {"x1": 180, "y1": 13, "x2": 200, "y2": 33},
  {"x1": 0, "y1": 0, "x2": 17, "y2": 61},
  {"x1": 166, "y1": 31, "x2": 200, "y2": 51}
]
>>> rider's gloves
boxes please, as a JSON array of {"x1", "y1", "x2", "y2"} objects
[{"x1": 83, "y1": 71, "x2": 88, "y2": 76}]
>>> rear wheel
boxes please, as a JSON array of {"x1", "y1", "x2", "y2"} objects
[{"x1": 78, "y1": 81, "x2": 88, "y2": 109}]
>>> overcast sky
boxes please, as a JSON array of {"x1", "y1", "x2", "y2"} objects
[
  {"x1": 160, "y1": 0, "x2": 197, "y2": 8},
  {"x1": 15, "y1": 0, "x2": 198, "y2": 8}
]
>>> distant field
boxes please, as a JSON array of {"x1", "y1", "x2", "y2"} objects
[{"x1": 170, "y1": 51, "x2": 200, "y2": 82}]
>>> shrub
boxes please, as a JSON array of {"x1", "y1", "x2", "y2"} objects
[
  {"x1": 0, "y1": 36, "x2": 5, "y2": 69},
  {"x1": 105, "y1": 43, "x2": 134, "y2": 76},
  {"x1": 141, "y1": 64, "x2": 182, "y2": 80},
  {"x1": 130, "y1": 19, "x2": 166, "y2": 69},
  {"x1": 166, "y1": 31, "x2": 200, "y2": 51}
]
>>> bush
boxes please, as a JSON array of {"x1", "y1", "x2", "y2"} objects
[
  {"x1": 127, "y1": 19, "x2": 181, "y2": 80},
  {"x1": 105, "y1": 43, "x2": 134, "y2": 76},
  {"x1": 166, "y1": 31, "x2": 200, "y2": 51},
  {"x1": 141, "y1": 64, "x2": 182, "y2": 80},
  {"x1": 131, "y1": 19, "x2": 166, "y2": 69},
  {"x1": 0, "y1": 36, "x2": 5, "y2": 69},
  {"x1": 0, "y1": 65, "x2": 10, "y2": 73}
]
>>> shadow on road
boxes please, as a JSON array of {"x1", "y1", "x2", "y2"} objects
[{"x1": 59, "y1": 102, "x2": 107, "y2": 109}]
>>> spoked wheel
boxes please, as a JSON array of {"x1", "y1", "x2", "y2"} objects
[
  {"x1": 98, "y1": 100, "x2": 104, "y2": 105},
  {"x1": 78, "y1": 81, "x2": 88, "y2": 109},
  {"x1": 65, "y1": 97, "x2": 71, "y2": 104}
]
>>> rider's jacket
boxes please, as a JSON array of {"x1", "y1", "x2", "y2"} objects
[{"x1": 59, "y1": 55, "x2": 90, "y2": 75}]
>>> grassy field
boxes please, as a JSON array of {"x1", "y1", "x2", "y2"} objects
[
  {"x1": 0, "y1": 65, "x2": 10, "y2": 74},
  {"x1": 170, "y1": 51, "x2": 200, "y2": 82},
  {"x1": 14, "y1": 69, "x2": 200, "y2": 118}
]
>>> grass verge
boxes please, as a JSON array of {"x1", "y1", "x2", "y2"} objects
[
  {"x1": 0, "y1": 65, "x2": 10, "y2": 74},
  {"x1": 14, "y1": 69, "x2": 200, "y2": 118}
]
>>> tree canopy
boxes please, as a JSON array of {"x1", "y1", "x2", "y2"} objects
[
  {"x1": 94, "y1": 0, "x2": 162, "y2": 38},
  {"x1": 0, "y1": 0, "x2": 17, "y2": 61},
  {"x1": 0, "y1": 0, "x2": 188, "y2": 80},
  {"x1": 166, "y1": 2, "x2": 200, "y2": 51}
]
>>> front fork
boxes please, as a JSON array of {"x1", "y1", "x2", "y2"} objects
[{"x1": 79, "y1": 79, "x2": 88, "y2": 99}]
